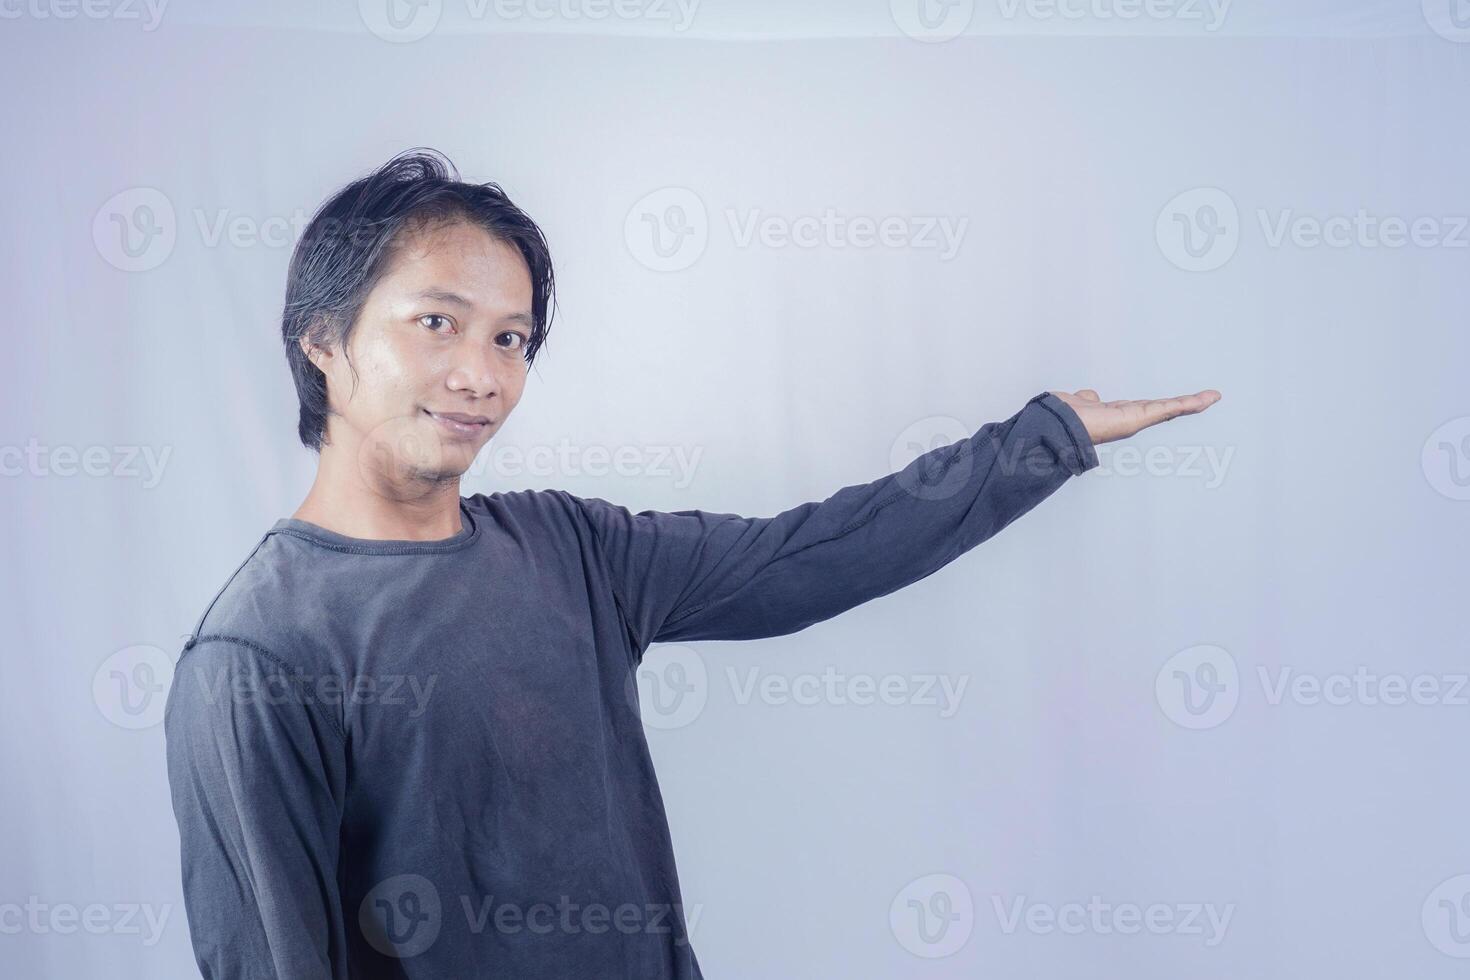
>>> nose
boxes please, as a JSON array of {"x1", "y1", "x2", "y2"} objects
[{"x1": 444, "y1": 343, "x2": 505, "y2": 402}]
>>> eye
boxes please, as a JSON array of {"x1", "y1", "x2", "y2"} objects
[
  {"x1": 497, "y1": 331, "x2": 527, "y2": 351},
  {"x1": 419, "y1": 314, "x2": 453, "y2": 333}
]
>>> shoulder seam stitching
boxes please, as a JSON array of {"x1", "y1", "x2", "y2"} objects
[
  {"x1": 179, "y1": 633, "x2": 348, "y2": 742},
  {"x1": 186, "y1": 533, "x2": 273, "y2": 648}
]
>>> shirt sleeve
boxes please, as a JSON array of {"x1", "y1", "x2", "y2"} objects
[
  {"x1": 164, "y1": 636, "x2": 349, "y2": 980},
  {"x1": 566, "y1": 389, "x2": 1098, "y2": 657}
]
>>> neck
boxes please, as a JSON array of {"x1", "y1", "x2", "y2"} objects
[{"x1": 292, "y1": 428, "x2": 466, "y2": 542}]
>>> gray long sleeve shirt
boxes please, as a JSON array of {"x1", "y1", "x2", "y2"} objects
[{"x1": 163, "y1": 390, "x2": 1098, "y2": 979}]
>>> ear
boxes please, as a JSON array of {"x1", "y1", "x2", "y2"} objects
[{"x1": 299, "y1": 336, "x2": 331, "y2": 372}]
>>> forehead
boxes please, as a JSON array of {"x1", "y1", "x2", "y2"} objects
[{"x1": 378, "y1": 218, "x2": 533, "y2": 302}]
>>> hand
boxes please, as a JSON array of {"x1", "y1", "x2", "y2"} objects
[{"x1": 1048, "y1": 388, "x2": 1222, "y2": 446}]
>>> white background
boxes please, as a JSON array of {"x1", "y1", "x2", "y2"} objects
[{"x1": 2, "y1": 1, "x2": 1468, "y2": 976}]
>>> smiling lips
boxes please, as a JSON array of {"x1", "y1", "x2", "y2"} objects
[{"x1": 424, "y1": 409, "x2": 492, "y2": 438}]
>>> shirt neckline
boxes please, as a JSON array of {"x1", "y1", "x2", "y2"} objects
[{"x1": 268, "y1": 497, "x2": 480, "y2": 555}]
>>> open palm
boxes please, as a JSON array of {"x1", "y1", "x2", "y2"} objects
[{"x1": 1049, "y1": 388, "x2": 1222, "y2": 446}]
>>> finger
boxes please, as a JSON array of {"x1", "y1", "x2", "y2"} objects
[
  {"x1": 1164, "y1": 390, "x2": 1222, "y2": 415},
  {"x1": 1073, "y1": 388, "x2": 1101, "y2": 402},
  {"x1": 1111, "y1": 392, "x2": 1219, "y2": 412},
  {"x1": 1135, "y1": 391, "x2": 1220, "y2": 428}
]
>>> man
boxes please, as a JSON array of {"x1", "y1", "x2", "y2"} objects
[{"x1": 164, "y1": 148, "x2": 1220, "y2": 979}]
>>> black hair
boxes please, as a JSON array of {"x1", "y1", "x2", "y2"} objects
[{"x1": 282, "y1": 147, "x2": 556, "y2": 452}]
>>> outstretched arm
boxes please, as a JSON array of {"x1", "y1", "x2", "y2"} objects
[{"x1": 569, "y1": 387, "x2": 1217, "y2": 657}]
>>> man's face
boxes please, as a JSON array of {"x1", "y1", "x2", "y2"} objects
[{"x1": 307, "y1": 218, "x2": 533, "y2": 489}]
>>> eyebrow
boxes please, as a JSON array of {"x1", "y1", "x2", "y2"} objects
[
  {"x1": 414, "y1": 288, "x2": 472, "y2": 307},
  {"x1": 412, "y1": 289, "x2": 534, "y2": 328}
]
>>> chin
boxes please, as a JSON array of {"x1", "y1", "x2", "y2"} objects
[{"x1": 355, "y1": 414, "x2": 486, "y2": 486}]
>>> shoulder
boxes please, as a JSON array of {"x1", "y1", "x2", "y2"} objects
[
  {"x1": 181, "y1": 529, "x2": 332, "y2": 678},
  {"x1": 190, "y1": 533, "x2": 298, "y2": 632},
  {"x1": 463, "y1": 487, "x2": 609, "y2": 535},
  {"x1": 173, "y1": 530, "x2": 346, "y2": 741}
]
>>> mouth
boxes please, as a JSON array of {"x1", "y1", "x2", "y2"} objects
[{"x1": 423, "y1": 409, "x2": 492, "y2": 438}]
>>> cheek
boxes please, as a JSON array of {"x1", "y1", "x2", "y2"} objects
[
  {"x1": 337, "y1": 335, "x2": 430, "y2": 414},
  {"x1": 500, "y1": 361, "x2": 530, "y2": 403},
  {"x1": 366, "y1": 332, "x2": 424, "y2": 380}
]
